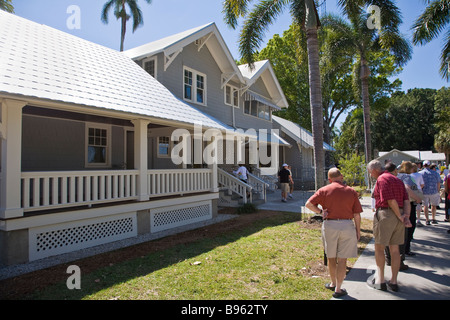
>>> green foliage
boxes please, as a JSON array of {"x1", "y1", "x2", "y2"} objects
[
  {"x1": 372, "y1": 88, "x2": 438, "y2": 151},
  {"x1": 412, "y1": 0, "x2": 450, "y2": 80},
  {"x1": 339, "y1": 153, "x2": 366, "y2": 187},
  {"x1": 433, "y1": 87, "x2": 450, "y2": 156},
  {"x1": 0, "y1": 0, "x2": 14, "y2": 13},
  {"x1": 334, "y1": 108, "x2": 365, "y2": 160}
]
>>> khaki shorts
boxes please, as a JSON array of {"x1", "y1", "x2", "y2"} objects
[
  {"x1": 373, "y1": 208, "x2": 405, "y2": 246},
  {"x1": 322, "y1": 220, "x2": 358, "y2": 258},
  {"x1": 423, "y1": 193, "x2": 441, "y2": 207},
  {"x1": 280, "y1": 183, "x2": 289, "y2": 193}
]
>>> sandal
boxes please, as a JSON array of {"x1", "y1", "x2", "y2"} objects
[
  {"x1": 332, "y1": 289, "x2": 348, "y2": 298},
  {"x1": 325, "y1": 283, "x2": 336, "y2": 291}
]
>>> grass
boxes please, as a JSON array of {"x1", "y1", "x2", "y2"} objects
[{"x1": 25, "y1": 212, "x2": 373, "y2": 300}]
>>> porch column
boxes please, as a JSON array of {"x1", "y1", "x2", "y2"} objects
[
  {"x1": 210, "y1": 162, "x2": 219, "y2": 193},
  {"x1": 131, "y1": 119, "x2": 151, "y2": 201},
  {"x1": 0, "y1": 99, "x2": 27, "y2": 219}
]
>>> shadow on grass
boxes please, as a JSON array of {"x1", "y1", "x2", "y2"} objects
[{"x1": 1, "y1": 211, "x2": 306, "y2": 300}]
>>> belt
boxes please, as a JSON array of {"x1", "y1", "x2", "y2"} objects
[
  {"x1": 377, "y1": 207, "x2": 403, "y2": 210},
  {"x1": 324, "y1": 218, "x2": 352, "y2": 221}
]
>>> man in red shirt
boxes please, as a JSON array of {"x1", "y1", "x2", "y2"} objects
[
  {"x1": 306, "y1": 168, "x2": 362, "y2": 298},
  {"x1": 367, "y1": 160, "x2": 410, "y2": 292}
]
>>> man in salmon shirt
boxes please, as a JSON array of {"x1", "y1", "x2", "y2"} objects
[{"x1": 306, "y1": 168, "x2": 362, "y2": 298}]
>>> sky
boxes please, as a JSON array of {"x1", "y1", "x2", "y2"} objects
[{"x1": 10, "y1": 0, "x2": 449, "y2": 93}]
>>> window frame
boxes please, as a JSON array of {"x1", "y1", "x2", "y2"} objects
[
  {"x1": 183, "y1": 66, "x2": 207, "y2": 106},
  {"x1": 142, "y1": 56, "x2": 157, "y2": 79},
  {"x1": 157, "y1": 136, "x2": 171, "y2": 158},
  {"x1": 224, "y1": 84, "x2": 239, "y2": 108},
  {"x1": 244, "y1": 100, "x2": 272, "y2": 122},
  {"x1": 85, "y1": 123, "x2": 111, "y2": 168}
]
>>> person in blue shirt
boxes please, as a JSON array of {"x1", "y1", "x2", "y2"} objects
[{"x1": 420, "y1": 161, "x2": 441, "y2": 225}]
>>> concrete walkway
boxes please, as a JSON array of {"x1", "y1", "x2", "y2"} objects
[{"x1": 257, "y1": 190, "x2": 450, "y2": 300}]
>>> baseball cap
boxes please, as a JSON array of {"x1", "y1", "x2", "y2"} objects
[
  {"x1": 282, "y1": 163, "x2": 288, "y2": 167},
  {"x1": 423, "y1": 160, "x2": 431, "y2": 166}
]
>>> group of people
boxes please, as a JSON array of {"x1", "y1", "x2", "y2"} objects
[{"x1": 304, "y1": 159, "x2": 449, "y2": 298}]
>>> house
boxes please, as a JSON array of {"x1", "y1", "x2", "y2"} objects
[
  {"x1": 376, "y1": 149, "x2": 446, "y2": 166},
  {"x1": 0, "y1": 11, "x2": 331, "y2": 267},
  {"x1": 123, "y1": 22, "x2": 292, "y2": 198},
  {"x1": 0, "y1": 12, "x2": 247, "y2": 266},
  {"x1": 124, "y1": 23, "x2": 334, "y2": 190},
  {"x1": 272, "y1": 115, "x2": 336, "y2": 189}
]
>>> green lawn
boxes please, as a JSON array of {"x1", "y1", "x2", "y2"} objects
[{"x1": 26, "y1": 211, "x2": 372, "y2": 300}]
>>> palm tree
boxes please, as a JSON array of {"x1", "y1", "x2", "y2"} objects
[
  {"x1": 0, "y1": 0, "x2": 14, "y2": 13},
  {"x1": 223, "y1": 0, "x2": 326, "y2": 189},
  {"x1": 412, "y1": 0, "x2": 450, "y2": 81},
  {"x1": 101, "y1": 0, "x2": 152, "y2": 52},
  {"x1": 334, "y1": 0, "x2": 411, "y2": 163}
]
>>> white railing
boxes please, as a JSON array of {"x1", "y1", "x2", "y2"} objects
[
  {"x1": 148, "y1": 168, "x2": 212, "y2": 197},
  {"x1": 21, "y1": 168, "x2": 213, "y2": 212},
  {"x1": 21, "y1": 170, "x2": 140, "y2": 212},
  {"x1": 217, "y1": 168, "x2": 252, "y2": 203},
  {"x1": 247, "y1": 172, "x2": 268, "y2": 203}
]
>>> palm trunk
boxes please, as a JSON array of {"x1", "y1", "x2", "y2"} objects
[
  {"x1": 306, "y1": 26, "x2": 325, "y2": 189},
  {"x1": 360, "y1": 59, "x2": 372, "y2": 163},
  {"x1": 120, "y1": 17, "x2": 126, "y2": 51},
  {"x1": 120, "y1": 1, "x2": 127, "y2": 52}
]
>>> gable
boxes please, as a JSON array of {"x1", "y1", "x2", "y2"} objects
[{"x1": 124, "y1": 23, "x2": 243, "y2": 85}]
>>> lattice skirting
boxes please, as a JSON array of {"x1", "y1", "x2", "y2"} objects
[
  {"x1": 151, "y1": 201, "x2": 212, "y2": 233},
  {"x1": 29, "y1": 212, "x2": 137, "y2": 261}
]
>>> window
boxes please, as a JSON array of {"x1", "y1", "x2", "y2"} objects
[
  {"x1": 225, "y1": 85, "x2": 239, "y2": 108},
  {"x1": 143, "y1": 57, "x2": 157, "y2": 78},
  {"x1": 244, "y1": 100, "x2": 271, "y2": 121},
  {"x1": 183, "y1": 67, "x2": 207, "y2": 106},
  {"x1": 158, "y1": 136, "x2": 170, "y2": 157},
  {"x1": 86, "y1": 125, "x2": 110, "y2": 167}
]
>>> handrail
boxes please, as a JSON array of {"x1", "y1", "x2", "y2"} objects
[
  {"x1": 217, "y1": 168, "x2": 252, "y2": 203},
  {"x1": 247, "y1": 172, "x2": 267, "y2": 203}
]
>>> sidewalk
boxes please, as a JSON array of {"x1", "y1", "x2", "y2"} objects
[{"x1": 258, "y1": 191, "x2": 450, "y2": 300}]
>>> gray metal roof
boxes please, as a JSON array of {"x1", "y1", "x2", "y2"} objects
[
  {"x1": 0, "y1": 11, "x2": 233, "y2": 131},
  {"x1": 272, "y1": 115, "x2": 335, "y2": 151}
]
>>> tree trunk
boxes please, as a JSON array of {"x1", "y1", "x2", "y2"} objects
[
  {"x1": 120, "y1": 1, "x2": 127, "y2": 52},
  {"x1": 306, "y1": 26, "x2": 325, "y2": 189},
  {"x1": 360, "y1": 60, "x2": 372, "y2": 163}
]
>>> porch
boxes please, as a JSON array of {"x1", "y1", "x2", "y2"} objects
[{"x1": 0, "y1": 100, "x2": 223, "y2": 266}]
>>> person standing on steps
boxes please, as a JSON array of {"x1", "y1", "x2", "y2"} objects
[{"x1": 305, "y1": 168, "x2": 362, "y2": 298}]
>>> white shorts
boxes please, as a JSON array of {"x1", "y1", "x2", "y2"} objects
[
  {"x1": 322, "y1": 220, "x2": 358, "y2": 259},
  {"x1": 423, "y1": 193, "x2": 441, "y2": 207}
]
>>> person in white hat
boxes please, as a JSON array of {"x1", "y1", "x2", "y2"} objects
[{"x1": 278, "y1": 164, "x2": 293, "y2": 202}]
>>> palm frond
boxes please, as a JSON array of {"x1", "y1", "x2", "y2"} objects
[
  {"x1": 412, "y1": 0, "x2": 450, "y2": 45},
  {"x1": 101, "y1": 0, "x2": 116, "y2": 23},
  {"x1": 439, "y1": 28, "x2": 450, "y2": 80},
  {"x1": 239, "y1": 0, "x2": 290, "y2": 66},
  {"x1": 222, "y1": 0, "x2": 253, "y2": 29},
  {"x1": 126, "y1": 0, "x2": 144, "y2": 31}
]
